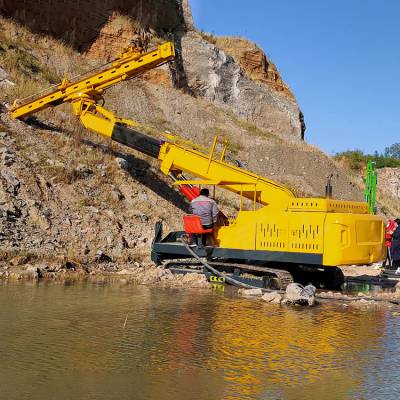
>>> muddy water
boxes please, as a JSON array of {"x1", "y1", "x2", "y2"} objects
[{"x1": 0, "y1": 281, "x2": 399, "y2": 400}]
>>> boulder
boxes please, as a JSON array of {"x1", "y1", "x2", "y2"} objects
[
  {"x1": 115, "y1": 157, "x2": 129, "y2": 170},
  {"x1": 262, "y1": 291, "x2": 282, "y2": 304},
  {"x1": 1, "y1": 170, "x2": 20, "y2": 195},
  {"x1": 0, "y1": 67, "x2": 15, "y2": 87},
  {"x1": 25, "y1": 265, "x2": 42, "y2": 279},
  {"x1": 285, "y1": 283, "x2": 316, "y2": 306},
  {"x1": 111, "y1": 189, "x2": 124, "y2": 201},
  {"x1": 238, "y1": 288, "x2": 263, "y2": 296}
]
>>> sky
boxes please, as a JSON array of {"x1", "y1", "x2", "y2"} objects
[{"x1": 190, "y1": 0, "x2": 400, "y2": 155}]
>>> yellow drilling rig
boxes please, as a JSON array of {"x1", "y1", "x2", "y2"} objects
[{"x1": 10, "y1": 41, "x2": 385, "y2": 289}]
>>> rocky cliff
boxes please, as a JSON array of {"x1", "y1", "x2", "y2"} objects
[
  {"x1": 0, "y1": 0, "x2": 182, "y2": 51},
  {"x1": 0, "y1": 0, "x2": 304, "y2": 139},
  {"x1": 376, "y1": 168, "x2": 400, "y2": 216},
  {"x1": 378, "y1": 168, "x2": 400, "y2": 199}
]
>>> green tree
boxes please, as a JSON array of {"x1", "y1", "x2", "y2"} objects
[{"x1": 385, "y1": 143, "x2": 400, "y2": 159}]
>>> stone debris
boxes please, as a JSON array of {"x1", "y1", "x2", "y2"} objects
[
  {"x1": 262, "y1": 292, "x2": 282, "y2": 304},
  {"x1": 284, "y1": 283, "x2": 316, "y2": 306},
  {"x1": 348, "y1": 299, "x2": 380, "y2": 308},
  {"x1": 9, "y1": 255, "x2": 29, "y2": 266},
  {"x1": 322, "y1": 291, "x2": 346, "y2": 298},
  {"x1": 1, "y1": 170, "x2": 20, "y2": 195},
  {"x1": 0, "y1": 147, "x2": 16, "y2": 166},
  {"x1": 25, "y1": 265, "x2": 42, "y2": 279},
  {"x1": 75, "y1": 164, "x2": 93, "y2": 178},
  {"x1": 392, "y1": 312, "x2": 400, "y2": 317},
  {"x1": 95, "y1": 252, "x2": 113, "y2": 263},
  {"x1": 96, "y1": 266, "x2": 208, "y2": 288},
  {"x1": 111, "y1": 188, "x2": 124, "y2": 201},
  {"x1": 117, "y1": 268, "x2": 136, "y2": 275},
  {"x1": 377, "y1": 167, "x2": 400, "y2": 199},
  {"x1": 46, "y1": 158, "x2": 64, "y2": 168},
  {"x1": 115, "y1": 157, "x2": 129, "y2": 170},
  {"x1": 0, "y1": 67, "x2": 15, "y2": 87},
  {"x1": 179, "y1": 272, "x2": 209, "y2": 288},
  {"x1": 0, "y1": 260, "x2": 210, "y2": 289},
  {"x1": 238, "y1": 288, "x2": 263, "y2": 296}
]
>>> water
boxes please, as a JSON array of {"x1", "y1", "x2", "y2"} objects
[{"x1": 0, "y1": 281, "x2": 400, "y2": 400}]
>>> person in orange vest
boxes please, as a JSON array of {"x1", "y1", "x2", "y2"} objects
[{"x1": 385, "y1": 218, "x2": 400, "y2": 268}]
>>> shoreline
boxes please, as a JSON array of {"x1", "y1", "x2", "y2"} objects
[
  {"x1": 2, "y1": 260, "x2": 400, "y2": 305},
  {"x1": 0, "y1": 261, "x2": 210, "y2": 288}
]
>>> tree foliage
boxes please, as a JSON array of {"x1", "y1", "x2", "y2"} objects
[
  {"x1": 385, "y1": 143, "x2": 400, "y2": 159},
  {"x1": 335, "y1": 146, "x2": 400, "y2": 170}
]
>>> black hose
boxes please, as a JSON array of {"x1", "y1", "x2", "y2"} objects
[{"x1": 182, "y1": 241, "x2": 259, "y2": 289}]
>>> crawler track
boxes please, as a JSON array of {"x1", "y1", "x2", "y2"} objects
[
  {"x1": 209, "y1": 262, "x2": 294, "y2": 289},
  {"x1": 165, "y1": 260, "x2": 294, "y2": 290}
]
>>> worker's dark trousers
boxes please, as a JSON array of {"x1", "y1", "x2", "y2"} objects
[
  {"x1": 386, "y1": 247, "x2": 393, "y2": 268},
  {"x1": 191, "y1": 224, "x2": 213, "y2": 246},
  {"x1": 201, "y1": 224, "x2": 213, "y2": 246},
  {"x1": 190, "y1": 224, "x2": 214, "y2": 246}
]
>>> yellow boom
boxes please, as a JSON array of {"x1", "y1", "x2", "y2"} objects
[{"x1": 11, "y1": 42, "x2": 175, "y2": 139}]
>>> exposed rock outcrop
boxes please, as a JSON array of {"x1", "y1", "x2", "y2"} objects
[
  {"x1": 214, "y1": 37, "x2": 294, "y2": 99},
  {"x1": 378, "y1": 168, "x2": 400, "y2": 198},
  {"x1": 0, "y1": 0, "x2": 182, "y2": 51},
  {"x1": 181, "y1": 32, "x2": 304, "y2": 138}
]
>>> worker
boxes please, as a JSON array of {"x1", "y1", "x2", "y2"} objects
[
  {"x1": 190, "y1": 188, "x2": 220, "y2": 246},
  {"x1": 391, "y1": 222, "x2": 400, "y2": 273},
  {"x1": 385, "y1": 218, "x2": 400, "y2": 268}
]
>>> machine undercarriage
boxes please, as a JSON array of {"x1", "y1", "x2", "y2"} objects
[{"x1": 151, "y1": 222, "x2": 345, "y2": 290}]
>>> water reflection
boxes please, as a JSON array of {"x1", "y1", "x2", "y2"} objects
[
  {"x1": 0, "y1": 281, "x2": 398, "y2": 400},
  {"x1": 206, "y1": 299, "x2": 387, "y2": 399}
]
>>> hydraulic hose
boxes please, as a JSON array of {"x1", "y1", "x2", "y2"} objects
[{"x1": 182, "y1": 241, "x2": 259, "y2": 289}]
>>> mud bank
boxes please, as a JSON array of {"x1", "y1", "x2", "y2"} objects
[{"x1": 0, "y1": 260, "x2": 210, "y2": 288}]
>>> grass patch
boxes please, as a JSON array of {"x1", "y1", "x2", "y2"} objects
[
  {"x1": 238, "y1": 120, "x2": 275, "y2": 140},
  {"x1": 198, "y1": 30, "x2": 218, "y2": 46},
  {"x1": 0, "y1": 39, "x2": 61, "y2": 84},
  {"x1": 201, "y1": 127, "x2": 244, "y2": 156}
]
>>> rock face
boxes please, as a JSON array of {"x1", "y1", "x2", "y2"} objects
[
  {"x1": 0, "y1": 0, "x2": 305, "y2": 139},
  {"x1": 0, "y1": 111, "x2": 187, "y2": 262},
  {"x1": 215, "y1": 37, "x2": 294, "y2": 99},
  {"x1": 0, "y1": 0, "x2": 181, "y2": 51},
  {"x1": 377, "y1": 168, "x2": 400, "y2": 200},
  {"x1": 181, "y1": 32, "x2": 303, "y2": 137}
]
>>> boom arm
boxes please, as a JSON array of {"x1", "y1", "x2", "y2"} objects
[
  {"x1": 10, "y1": 41, "x2": 294, "y2": 209},
  {"x1": 158, "y1": 136, "x2": 294, "y2": 209}
]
